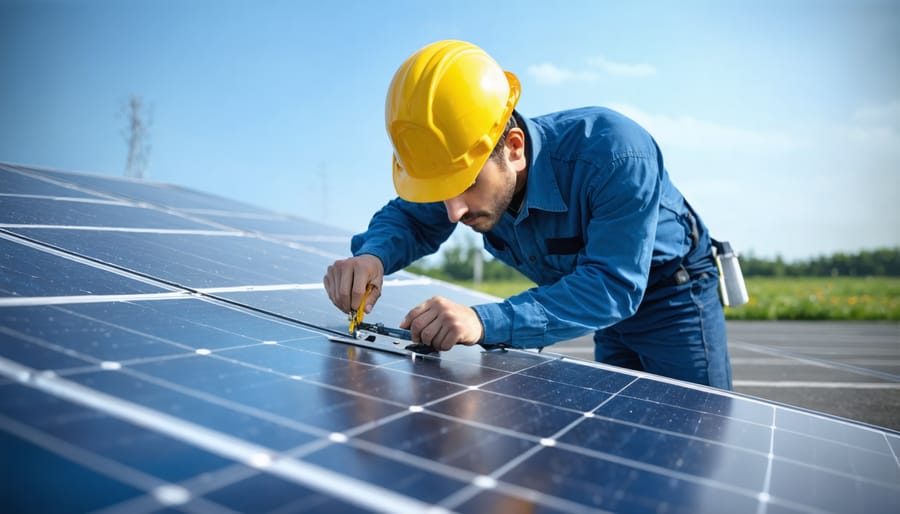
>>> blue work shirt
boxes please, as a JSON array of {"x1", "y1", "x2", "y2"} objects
[{"x1": 352, "y1": 107, "x2": 699, "y2": 348}]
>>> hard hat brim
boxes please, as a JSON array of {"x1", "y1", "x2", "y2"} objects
[{"x1": 392, "y1": 153, "x2": 480, "y2": 203}]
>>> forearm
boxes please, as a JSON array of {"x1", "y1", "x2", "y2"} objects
[
  {"x1": 472, "y1": 263, "x2": 646, "y2": 348},
  {"x1": 351, "y1": 198, "x2": 455, "y2": 274}
]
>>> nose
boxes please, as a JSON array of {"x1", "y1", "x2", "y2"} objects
[{"x1": 443, "y1": 196, "x2": 468, "y2": 223}]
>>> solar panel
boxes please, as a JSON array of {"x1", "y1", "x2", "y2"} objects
[{"x1": 2, "y1": 162, "x2": 898, "y2": 513}]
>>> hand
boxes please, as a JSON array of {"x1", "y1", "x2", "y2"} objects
[
  {"x1": 400, "y1": 296, "x2": 484, "y2": 351},
  {"x1": 323, "y1": 254, "x2": 384, "y2": 314}
]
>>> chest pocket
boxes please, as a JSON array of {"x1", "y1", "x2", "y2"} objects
[{"x1": 543, "y1": 235, "x2": 583, "y2": 277}]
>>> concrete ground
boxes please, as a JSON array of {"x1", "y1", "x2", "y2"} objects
[{"x1": 550, "y1": 321, "x2": 900, "y2": 432}]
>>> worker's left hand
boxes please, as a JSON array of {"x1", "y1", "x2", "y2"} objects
[{"x1": 400, "y1": 296, "x2": 484, "y2": 351}]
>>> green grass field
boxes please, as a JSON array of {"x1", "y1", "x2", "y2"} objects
[
  {"x1": 450, "y1": 276, "x2": 900, "y2": 321},
  {"x1": 728, "y1": 276, "x2": 900, "y2": 320}
]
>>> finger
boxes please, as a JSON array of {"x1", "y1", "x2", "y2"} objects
[
  {"x1": 418, "y1": 318, "x2": 441, "y2": 347},
  {"x1": 364, "y1": 283, "x2": 380, "y2": 314},
  {"x1": 337, "y1": 267, "x2": 354, "y2": 313},
  {"x1": 400, "y1": 300, "x2": 430, "y2": 330},
  {"x1": 350, "y1": 276, "x2": 373, "y2": 315},
  {"x1": 407, "y1": 306, "x2": 439, "y2": 344},
  {"x1": 322, "y1": 272, "x2": 333, "y2": 306},
  {"x1": 325, "y1": 267, "x2": 344, "y2": 311},
  {"x1": 441, "y1": 321, "x2": 463, "y2": 351},
  {"x1": 431, "y1": 325, "x2": 453, "y2": 351},
  {"x1": 424, "y1": 315, "x2": 451, "y2": 348}
]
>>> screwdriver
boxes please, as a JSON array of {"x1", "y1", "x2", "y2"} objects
[{"x1": 348, "y1": 283, "x2": 374, "y2": 335}]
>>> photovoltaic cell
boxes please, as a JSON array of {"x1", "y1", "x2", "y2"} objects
[
  {"x1": 0, "y1": 301, "x2": 300, "y2": 365},
  {"x1": 0, "y1": 334, "x2": 96, "y2": 371},
  {"x1": 479, "y1": 372, "x2": 614, "y2": 411},
  {"x1": 558, "y1": 416, "x2": 770, "y2": 490},
  {"x1": 594, "y1": 392, "x2": 773, "y2": 451},
  {"x1": 5, "y1": 163, "x2": 268, "y2": 214},
  {"x1": 0, "y1": 165, "x2": 106, "y2": 199},
  {"x1": 492, "y1": 444, "x2": 764, "y2": 513},
  {"x1": 0, "y1": 236, "x2": 167, "y2": 297},
  {"x1": 10, "y1": 229, "x2": 338, "y2": 288},
  {"x1": 0, "y1": 427, "x2": 147, "y2": 513},
  {"x1": 0, "y1": 196, "x2": 220, "y2": 230},
  {"x1": 63, "y1": 368, "x2": 320, "y2": 451},
  {"x1": 202, "y1": 471, "x2": 375, "y2": 513},
  {"x1": 1, "y1": 384, "x2": 234, "y2": 483},
  {"x1": 188, "y1": 211, "x2": 353, "y2": 239},
  {"x1": 1, "y1": 162, "x2": 898, "y2": 513}
]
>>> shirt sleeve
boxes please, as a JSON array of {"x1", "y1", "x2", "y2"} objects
[
  {"x1": 472, "y1": 153, "x2": 661, "y2": 348},
  {"x1": 351, "y1": 198, "x2": 457, "y2": 274}
]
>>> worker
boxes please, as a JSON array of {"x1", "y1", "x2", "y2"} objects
[{"x1": 323, "y1": 40, "x2": 732, "y2": 390}]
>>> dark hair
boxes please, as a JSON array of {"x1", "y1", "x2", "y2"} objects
[{"x1": 489, "y1": 112, "x2": 519, "y2": 161}]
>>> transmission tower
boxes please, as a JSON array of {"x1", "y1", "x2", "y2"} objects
[{"x1": 124, "y1": 95, "x2": 150, "y2": 179}]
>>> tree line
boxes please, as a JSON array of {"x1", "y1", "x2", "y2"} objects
[
  {"x1": 407, "y1": 243, "x2": 526, "y2": 281},
  {"x1": 409, "y1": 245, "x2": 900, "y2": 280},
  {"x1": 740, "y1": 247, "x2": 900, "y2": 277}
]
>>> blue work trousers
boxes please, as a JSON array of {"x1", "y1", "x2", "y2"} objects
[{"x1": 594, "y1": 265, "x2": 733, "y2": 390}]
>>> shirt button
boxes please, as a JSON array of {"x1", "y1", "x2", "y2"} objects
[{"x1": 529, "y1": 255, "x2": 536, "y2": 261}]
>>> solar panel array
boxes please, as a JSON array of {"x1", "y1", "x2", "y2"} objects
[{"x1": 1, "y1": 162, "x2": 898, "y2": 513}]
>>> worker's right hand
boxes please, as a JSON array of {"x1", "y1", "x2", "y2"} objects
[{"x1": 323, "y1": 254, "x2": 384, "y2": 314}]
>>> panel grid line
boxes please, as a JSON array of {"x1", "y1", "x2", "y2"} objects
[
  {"x1": 0, "y1": 194, "x2": 130, "y2": 205},
  {"x1": 886, "y1": 433, "x2": 900, "y2": 469},
  {"x1": 1, "y1": 224, "x2": 245, "y2": 235},
  {"x1": 0, "y1": 413, "x2": 170, "y2": 496},
  {"x1": 0, "y1": 229, "x2": 179, "y2": 293},
  {"x1": 8, "y1": 305, "x2": 898, "y2": 500},
  {"x1": 757, "y1": 411, "x2": 777, "y2": 514},
  {"x1": 437, "y1": 375, "x2": 638, "y2": 510},
  {"x1": 0, "y1": 356, "x2": 439, "y2": 514},
  {"x1": 3, "y1": 164, "x2": 125, "y2": 202},
  {"x1": 5, "y1": 164, "x2": 899, "y2": 513},
  {"x1": 94, "y1": 463, "x2": 260, "y2": 514},
  {"x1": 0, "y1": 413, "x2": 239, "y2": 514}
]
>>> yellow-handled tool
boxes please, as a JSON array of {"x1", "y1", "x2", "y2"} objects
[{"x1": 348, "y1": 283, "x2": 374, "y2": 334}]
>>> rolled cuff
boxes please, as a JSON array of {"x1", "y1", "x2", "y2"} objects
[
  {"x1": 471, "y1": 302, "x2": 514, "y2": 346},
  {"x1": 351, "y1": 241, "x2": 393, "y2": 275}
]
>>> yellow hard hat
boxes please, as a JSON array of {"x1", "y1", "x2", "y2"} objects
[{"x1": 386, "y1": 40, "x2": 521, "y2": 203}]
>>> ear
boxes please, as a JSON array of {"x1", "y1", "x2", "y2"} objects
[{"x1": 505, "y1": 128, "x2": 527, "y2": 171}]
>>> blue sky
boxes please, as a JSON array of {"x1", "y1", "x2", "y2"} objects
[{"x1": 2, "y1": 0, "x2": 898, "y2": 261}]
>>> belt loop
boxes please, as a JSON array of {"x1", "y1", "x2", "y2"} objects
[{"x1": 686, "y1": 210, "x2": 699, "y2": 249}]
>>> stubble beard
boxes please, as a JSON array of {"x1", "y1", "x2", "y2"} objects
[{"x1": 464, "y1": 165, "x2": 516, "y2": 233}]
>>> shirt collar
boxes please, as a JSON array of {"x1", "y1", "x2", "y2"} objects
[{"x1": 518, "y1": 114, "x2": 568, "y2": 220}]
